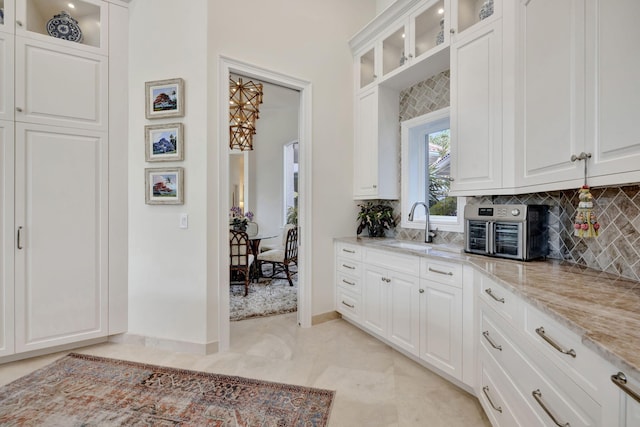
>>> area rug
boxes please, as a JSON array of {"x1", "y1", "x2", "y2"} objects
[
  {"x1": 0, "y1": 353, "x2": 334, "y2": 426},
  {"x1": 231, "y1": 271, "x2": 297, "y2": 321}
]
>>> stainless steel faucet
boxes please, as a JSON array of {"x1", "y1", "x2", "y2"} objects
[{"x1": 408, "y1": 201, "x2": 436, "y2": 243}]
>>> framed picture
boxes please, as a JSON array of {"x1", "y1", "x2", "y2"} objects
[
  {"x1": 145, "y1": 78, "x2": 185, "y2": 119},
  {"x1": 145, "y1": 123, "x2": 184, "y2": 162},
  {"x1": 145, "y1": 167, "x2": 184, "y2": 205}
]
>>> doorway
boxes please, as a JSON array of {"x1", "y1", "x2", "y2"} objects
[{"x1": 218, "y1": 57, "x2": 312, "y2": 352}]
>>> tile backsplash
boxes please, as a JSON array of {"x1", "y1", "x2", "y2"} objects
[{"x1": 387, "y1": 70, "x2": 640, "y2": 282}]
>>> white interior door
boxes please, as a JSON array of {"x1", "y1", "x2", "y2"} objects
[{"x1": 14, "y1": 123, "x2": 108, "y2": 352}]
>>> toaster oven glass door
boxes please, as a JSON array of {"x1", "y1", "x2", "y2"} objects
[
  {"x1": 493, "y1": 222, "x2": 523, "y2": 259},
  {"x1": 466, "y1": 220, "x2": 490, "y2": 253}
]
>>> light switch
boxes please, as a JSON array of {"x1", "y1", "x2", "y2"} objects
[{"x1": 179, "y1": 213, "x2": 188, "y2": 229}]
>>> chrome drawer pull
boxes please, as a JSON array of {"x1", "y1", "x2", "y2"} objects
[
  {"x1": 342, "y1": 248, "x2": 356, "y2": 254},
  {"x1": 611, "y1": 372, "x2": 640, "y2": 405},
  {"x1": 342, "y1": 279, "x2": 356, "y2": 286},
  {"x1": 482, "y1": 386, "x2": 502, "y2": 413},
  {"x1": 482, "y1": 331, "x2": 502, "y2": 351},
  {"x1": 535, "y1": 327, "x2": 576, "y2": 358},
  {"x1": 485, "y1": 288, "x2": 505, "y2": 303},
  {"x1": 341, "y1": 301, "x2": 355, "y2": 309},
  {"x1": 532, "y1": 389, "x2": 570, "y2": 427},
  {"x1": 428, "y1": 267, "x2": 453, "y2": 276},
  {"x1": 342, "y1": 264, "x2": 355, "y2": 270}
]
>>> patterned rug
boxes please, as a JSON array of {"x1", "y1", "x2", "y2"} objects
[
  {"x1": 0, "y1": 353, "x2": 334, "y2": 426},
  {"x1": 230, "y1": 269, "x2": 298, "y2": 321}
]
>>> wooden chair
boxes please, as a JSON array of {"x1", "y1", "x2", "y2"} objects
[
  {"x1": 229, "y1": 230, "x2": 254, "y2": 296},
  {"x1": 257, "y1": 227, "x2": 298, "y2": 286}
]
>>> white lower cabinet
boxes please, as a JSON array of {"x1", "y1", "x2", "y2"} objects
[
  {"x1": 362, "y1": 262, "x2": 420, "y2": 356},
  {"x1": 13, "y1": 123, "x2": 109, "y2": 353},
  {"x1": 0, "y1": 120, "x2": 15, "y2": 358},
  {"x1": 419, "y1": 278, "x2": 462, "y2": 379}
]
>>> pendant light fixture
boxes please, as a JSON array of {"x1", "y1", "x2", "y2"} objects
[{"x1": 229, "y1": 77, "x2": 263, "y2": 151}]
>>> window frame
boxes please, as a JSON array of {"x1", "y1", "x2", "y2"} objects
[{"x1": 400, "y1": 107, "x2": 465, "y2": 232}]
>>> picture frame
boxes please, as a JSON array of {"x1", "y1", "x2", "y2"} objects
[
  {"x1": 145, "y1": 78, "x2": 185, "y2": 119},
  {"x1": 145, "y1": 123, "x2": 184, "y2": 162},
  {"x1": 145, "y1": 167, "x2": 184, "y2": 205}
]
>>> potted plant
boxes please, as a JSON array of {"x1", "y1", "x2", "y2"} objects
[
  {"x1": 230, "y1": 207, "x2": 254, "y2": 232},
  {"x1": 356, "y1": 202, "x2": 396, "y2": 237}
]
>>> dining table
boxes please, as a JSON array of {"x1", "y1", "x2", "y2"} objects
[{"x1": 247, "y1": 232, "x2": 278, "y2": 280}]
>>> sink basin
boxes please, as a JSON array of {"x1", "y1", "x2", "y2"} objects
[{"x1": 381, "y1": 241, "x2": 432, "y2": 252}]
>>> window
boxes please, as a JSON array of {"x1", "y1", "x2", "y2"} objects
[{"x1": 401, "y1": 108, "x2": 465, "y2": 232}]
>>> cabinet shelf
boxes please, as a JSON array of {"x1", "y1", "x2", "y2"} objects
[
  {"x1": 380, "y1": 43, "x2": 449, "y2": 91},
  {"x1": 16, "y1": 0, "x2": 106, "y2": 52}
]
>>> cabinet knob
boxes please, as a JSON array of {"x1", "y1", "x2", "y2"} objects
[
  {"x1": 450, "y1": 28, "x2": 456, "y2": 34},
  {"x1": 16, "y1": 20, "x2": 23, "y2": 27},
  {"x1": 372, "y1": 185, "x2": 377, "y2": 189},
  {"x1": 16, "y1": 107, "x2": 23, "y2": 113},
  {"x1": 419, "y1": 289, "x2": 424, "y2": 293},
  {"x1": 373, "y1": 74, "x2": 377, "y2": 79},
  {"x1": 408, "y1": 53, "x2": 413, "y2": 59}
]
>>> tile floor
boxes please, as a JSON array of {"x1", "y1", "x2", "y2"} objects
[{"x1": 0, "y1": 313, "x2": 490, "y2": 427}]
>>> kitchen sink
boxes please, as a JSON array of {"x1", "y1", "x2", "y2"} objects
[{"x1": 380, "y1": 241, "x2": 432, "y2": 253}]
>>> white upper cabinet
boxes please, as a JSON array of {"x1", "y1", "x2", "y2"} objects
[
  {"x1": 514, "y1": 0, "x2": 640, "y2": 192},
  {"x1": 0, "y1": 0, "x2": 15, "y2": 34},
  {"x1": 449, "y1": 19, "x2": 502, "y2": 193},
  {"x1": 0, "y1": 32, "x2": 14, "y2": 121},
  {"x1": 585, "y1": 0, "x2": 640, "y2": 183},
  {"x1": 514, "y1": 0, "x2": 586, "y2": 189},
  {"x1": 451, "y1": 0, "x2": 500, "y2": 39},
  {"x1": 15, "y1": 0, "x2": 108, "y2": 54},
  {"x1": 15, "y1": 36, "x2": 108, "y2": 131},
  {"x1": 356, "y1": 46, "x2": 377, "y2": 91}
]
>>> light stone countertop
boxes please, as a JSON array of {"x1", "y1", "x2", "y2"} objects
[{"x1": 335, "y1": 236, "x2": 640, "y2": 382}]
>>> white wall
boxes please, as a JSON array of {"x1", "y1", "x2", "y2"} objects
[
  {"x1": 129, "y1": 0, "x2": 376, "y2": 350},
  {"x1": 128, "y1": 0, "x2": 210, "y2": 347}
]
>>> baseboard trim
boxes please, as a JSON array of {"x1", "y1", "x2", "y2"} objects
[
  {"x1": 312, "y1": 311, "x2": 341, "y2": 325},
  {"x1": 112, "y1": 334, "x2": 219, "y2": 355}
]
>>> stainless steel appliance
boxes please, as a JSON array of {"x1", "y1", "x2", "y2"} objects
[{"x1": 464, "y1": 204, "x2": 549, "y2": 261}]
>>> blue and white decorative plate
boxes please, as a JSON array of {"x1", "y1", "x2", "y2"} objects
[{"x1": 46, "y1": 11, "x2": 83, "y2": 43}]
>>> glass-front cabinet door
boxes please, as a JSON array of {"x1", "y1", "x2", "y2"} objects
[
  {"x1": 411, "y1": 0, "x2": 447, "y2": 59},
  {"x1": 381, "y1": 23, "x2": 408, "y2": 77},
  {"x1": 15, "y1": 0, "x2": 107, "y2": 53},
  {"x1": 358, "y1": 46, "x2": 377, "y2": 90},
  {"x1": 0, "y1": 0, "x2": 14, "y2": 34},
  {"x1": 452, "y1": 0, "x2": 499, "y2": 37}
]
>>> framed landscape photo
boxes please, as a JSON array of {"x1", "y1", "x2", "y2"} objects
[
  {"x1": 145, "y1": 78, "x2": 185, "y2": 119},
  {"x1": 145, "y1": 123, "x2": 184, "y2": 162},
  {"x1": 145, "y1": 167, "x2": 184, "y2": 205}
]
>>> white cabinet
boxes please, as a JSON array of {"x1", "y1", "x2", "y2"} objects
[
  {"x1": 335, "y1": 243, "x2": 363, "y2": 323},
  {"x1": 514, "y1": 0, "x2": 640, "y2": 191},
  {"x1": 362, "y1": 248, "x2": 421, "y2": 355},
  {"x1": 0, "y1": 0, "x2": 127, "y2": 360},
  {"x1": 0, "y1": 32, "x2": 14, "y2": 121},
  {"x1": 353, "y1": 86, "x2": 400, "y2": 199},
  {"x1": 514, "y1": 0, "x2": 586, "y2": 189},
  {"x1": 419, "y1": 278, "x2": 462, "y2": 378},
  {"x1": 611, "y1": 372, "x2": 640, "y2": 427},
  {"x1": 451, "y1": 0, "x2": 501, "y2": 38},
  {"x1": 0, "y1": 120, "x2": 14, "y2": 358},
  {"x1": 15, "y1": 37, "x2": 108, "y2": 131},
  {"x1": 14, "y1": 123, "x2": 108, "y2": 352},
  {"x1": 449, "y1": 17, "x2": 503, "y2": 194},
  {"x1": 362, "y1": 259, "x2": 420, "y2": 355},
  {"x1": 0, "y1": 0, "x2": 15, "y2": 35}
]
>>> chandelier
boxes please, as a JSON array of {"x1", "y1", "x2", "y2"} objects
[{"x1": 229, "y1": 77, "x2": 263, "y2": 151}]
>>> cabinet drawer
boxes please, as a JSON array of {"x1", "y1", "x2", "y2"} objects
[
  {"x1": 336, "y1": 288, "x2": 361, "y2": 322},
  {"x1": 523, "y1": 303, "x2": 606, "y2": 397},
  {"x1": 479, "y1": 352, "x2": 539, "y2": 427},
  {"x1": 336, "y1": 272, "x2": 361, "y2": 294},
  {"x1": 420, "y1": 258, "x2": 463, "y2": 287},
  {"x1": 478, "y1": 274, "x2": 522, "y2": 328},
  {"x1": 337, "y1": 257, "x2": 361, "y2": 276},
  {"x1": 364, "y1": 248, "x2": 419, "y2": 276},
  {"x1": 336, "y1": 242, "x2": 362, "y2": 261},
  {"x1": 481, "y1": 306, "x2": 601, "y2": 427}
]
